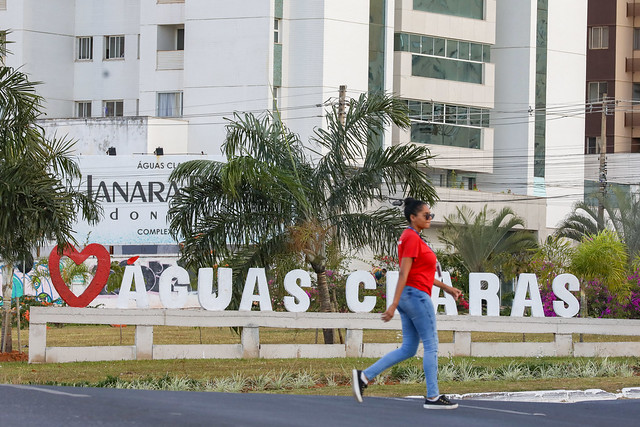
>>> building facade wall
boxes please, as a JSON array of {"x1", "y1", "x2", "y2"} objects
[{"x1": 0, "y1": 0, "x2": 592, "y2": 240}]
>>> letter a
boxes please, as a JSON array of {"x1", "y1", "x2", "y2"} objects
[
  {"x1": 117, "y1": 265, "x2": 149, "y2": 308},
  {"x1": 510, "y1": 273, "x2": 544, "y2": 317},
  {"x1": 431, "y1": 272, "x2": 458, "y2": 315},
  {"x1": 239, "y1": 268, "x2": 272, "y2": 311}
]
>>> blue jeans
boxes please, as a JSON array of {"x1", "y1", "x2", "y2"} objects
[{"x1": 363, "y1": 286, "x2": 440, "y2": 397}]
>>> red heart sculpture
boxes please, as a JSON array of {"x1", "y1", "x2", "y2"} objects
[{"x1": 48, "y1": 243, "x2": 111, "y2": 307}]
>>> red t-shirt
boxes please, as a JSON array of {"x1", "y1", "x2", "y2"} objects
[{"x1": 397, "y1": 228, "x2": 437, "y2": 295}]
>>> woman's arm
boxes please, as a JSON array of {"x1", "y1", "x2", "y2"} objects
[
  {"x1": 381, "y1": 257, "x2": 413, "y2": 322},
  {"x1": 434, "y1": 278, "x2": 463, "y2": 301}
]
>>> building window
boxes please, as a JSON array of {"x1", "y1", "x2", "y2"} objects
[
  {"x1": 412, "y1": 55, "x2": 483, "y2": 84},
  {"x1": 157, "y1": 92, "x2": 183, "y2": 117},
  {"x1": 395, "y1": 33, "x2": 491, "y2": 63},
  {"x1": 176, "y1": 28, "x2": 184, "y2": 50},
  {"x1": 76, "y1": 36, "x2": 93, "y2": 60},
  {"x1": 0, "y1": 0, "x2": 6, "y2": 10},
  {"x1": 588, "y1": 26, "x2": 609, "y2": 49},
  {"x1": 406, "y1": 99, "x2": 489, "y2": 150},
  {"x1": 104, "y1": 100, "x2": 124, "y2": 117},
  {"x1": 274, "y1": 18, "x2": 281, "y2": 44},
  {"x1": 634, "y1": 28, "x2": 640, "y2": 50},
  {"x1": 586, "y1": 137, "x2": 598, "y2": 155},
  {"x1": 633, "y1": 83, "x2": 640, "y2": 104},
  {"x1": 76, "y1": 101, "x2": 92, "y2": 118},
  {"x1": 588, "y1": 82, "x2": 608, "y2": 102},
  {"x1": 105, "y1": 35, "x2": 125, "y2": 59},
  {"x1": 157, "y1": 25, "x2": 184, "y2": 50},
  {"x1": 272, "y1": 87, "x2": 280, "y2": 111},
  {"x1": 467, "y1": 177, "x2": 477, "y2": 190},
  {"x1": 413, "y1": 0, "x2": 484, "y2": 20}
]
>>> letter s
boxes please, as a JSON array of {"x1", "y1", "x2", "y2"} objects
[
  {"x1": 552, "y1": 274, "x2": 580, "y2": 318},
  {"x1": 283, "y1": 269, "x2": 311, "y2": 312}
]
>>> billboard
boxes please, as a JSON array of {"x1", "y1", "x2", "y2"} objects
[{"x1": 73, "y1": 154, "x2": 224, "y2": 245}]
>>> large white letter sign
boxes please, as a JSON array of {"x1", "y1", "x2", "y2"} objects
[
  {"x1": 469, "y1": 272, "x2": 500, "y2": 316},
  {"x1": 431, "y1": 272, "x2": 458, "y2": 315},
  {"x1": 198, "y1": 267, "x2": 233, "y2": 311},
  {"x1": 116, "y1": 265, "x2": 150, "y2": 308},
  {"x1": 239, "y1": 268, "x2": 273, "y2": 311},
  {"x1": 385, "y1": 271, "x2": 399, "y2": 309},
  {"x1": 346, "y1": 270, "x2": 377, "y2": 313},
  {"x1": 158, "y1": 266, "x2": 190, "y2": 309},
  {"x1": 511, "y1": 273, "x2": 544, "y2": 317},
  {"x1": 552, "y1": 273, "x2": 580, "y2": 318},
  {"x1": 283, "y1": 269, "x2": 311, "y2": 312}
]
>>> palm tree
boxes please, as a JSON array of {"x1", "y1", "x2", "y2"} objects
[
  {"x1": 438, "y1": 205, "x2": 538, "y2": 274},
  {"x1": 554, "y1": 201, "x2": 604, "y2": 242},
  {"x1": 168, "y1": 92, "x2": 437, "y2": 343},
  {"x1": 556, "y1": 188, "x2": 640, "y2": 260},
  {"x1": 0, "y1": 38, "x2": 101, "y2": 352}
]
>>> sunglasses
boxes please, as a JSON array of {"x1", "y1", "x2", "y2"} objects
[{"x1": 424, "y1": 213, "x2": 435, "y2": 220}]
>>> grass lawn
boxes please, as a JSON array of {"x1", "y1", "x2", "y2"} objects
[{"x1": 1, "y1": 325, "x2": 639, "y2": 395}]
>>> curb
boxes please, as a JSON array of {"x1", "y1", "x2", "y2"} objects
[{"x1": 406, "y1": 387, "x2": 640, "y2": 403}]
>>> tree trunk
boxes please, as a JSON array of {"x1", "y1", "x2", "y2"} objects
[
  {"x1": 1, "y1": 263, "x2": 14, "y2": 353},
  {"x1": 315, "y1": 268, "x2": 334, "y2": 344}
]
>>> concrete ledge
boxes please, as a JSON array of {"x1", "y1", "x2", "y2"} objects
[
  {"x1": 153, "y1": 344, "x2": 243, "y2": 359},
  {"x1": 472, "y1": 342, "x2": 557, "y2": 357},
  {"x1": 573, "y1": 342, "x2": 640, "y2": 357},
  {"x1": 45, "y1": 346, "x2": 135, "y2": 363},
  {"x1": 362, "y1": 343, "x2": 424, "y2": 358},
  {"x1": 259, "y1": 344, "x2": 345, "y2": 358}
]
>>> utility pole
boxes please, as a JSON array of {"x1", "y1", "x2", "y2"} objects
[
  {"x1": 338, "y1": 85, "x2": 347, "y2": 127},
  {"x1": 597, "y1": 94, "x2": 608, "y2": 225}
]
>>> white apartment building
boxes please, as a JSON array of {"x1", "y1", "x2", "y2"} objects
[
  {"x1": 488, "y1": 0, "x2": 587, "y2": 230},
  {"x1": 0, "y1": 0, "x2": 587, "y2": 250}
]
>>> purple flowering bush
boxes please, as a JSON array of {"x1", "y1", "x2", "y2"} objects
[{"x1": 583, "y1": 272, "x2": 640, "y2": 319}]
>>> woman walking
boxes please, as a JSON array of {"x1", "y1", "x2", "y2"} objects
[{"x1": 352, "y1": 197, "x2": 462, "y2": 409}]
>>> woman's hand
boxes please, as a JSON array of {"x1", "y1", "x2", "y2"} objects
[
  {"x1": 381, "y1": 304, "x2": 397, "y2": 322},
  {"x1": 434, "y1": 279, "x2": 463, "y2": 301},
  {"x1": 446, "y1": 286, "x2": 463, "y2": 301}
]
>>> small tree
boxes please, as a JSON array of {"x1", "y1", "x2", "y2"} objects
[{"x1": 570, "y1": 230, "x2": 630, "y2": 314}]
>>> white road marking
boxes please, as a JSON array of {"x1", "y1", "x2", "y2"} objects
[
  {"x1": 1, "y1": 384, "x2": 91, "y2": 398},
  {"x1": 461, "y1": 404, "x2": 546, "y2": 417},
  {"x1": 392, "y1": 397, "x2": 546, "y2": 416}
]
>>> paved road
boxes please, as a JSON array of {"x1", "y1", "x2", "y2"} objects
[{"x1": 1, "y1": 384, "x2": 639, "y2": 426}]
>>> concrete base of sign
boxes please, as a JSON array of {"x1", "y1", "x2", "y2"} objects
[{"x1": 28, "y1": 307, "x2": 640, "y2": 363}]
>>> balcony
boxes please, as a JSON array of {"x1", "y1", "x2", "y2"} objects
[
  {"x1": 626, "y1": 57, "x2": 640, "y2": 72},
  {"x1": 628, "y1": 2, "x2": 640, "y2": 16},
  {"x1": 625, "y1": 111, "x2": 640, "y2": 126},
  {"x1": 623, "y1": 110, "x2": 640, "y2": 137},
  {"x1": 157, "y1": 50, "x2": 184, "y2": 70},
  {"x1": 157, "y1": 0, "x2": 184, "y2": 4}
]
